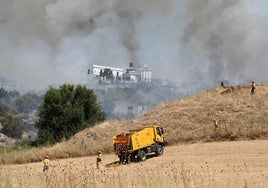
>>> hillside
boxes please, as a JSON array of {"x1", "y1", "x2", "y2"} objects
[
  {"x1": 138, "y1": 83, "x2": 268, "y2": 144},
  {"x1": 1, "y1": 83, "x2": 267, "y2": 164},
  {"x1": 64, "y1": 83, "x2": 268, "y2": 155}
]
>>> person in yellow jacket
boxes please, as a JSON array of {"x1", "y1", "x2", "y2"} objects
[
  {"x1": 43, "y1": 155, "x2": 51, "y2": 172},
  {"x1": 251, "y1": 81, "x2": 256, "y2": 94},
  {"x1": 96, "y1": 150, "x2": 103, "y2": 169},
  {"x1": 213, "y1": 119, "x2": 219, "y2": 131}
]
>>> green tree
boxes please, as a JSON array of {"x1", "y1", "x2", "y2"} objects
[
  {"x1": 0, "y1": 100, "x2": 15, "y2": 116},
  {"x1": 15, "y1": 93, "x2": 42, "y2": 113},
  {"x1": 0, "y1": 113, "x2": 25, "y2": 139},
  {"x1": 36, "y1": 84, "x2": 106, "y2": 145},
  {"x1": 0, "y1": 87, "x2": 20, "y2": 104},
  {"x1": 0, "y1": 87, "x2": 8, "y2": 99}
]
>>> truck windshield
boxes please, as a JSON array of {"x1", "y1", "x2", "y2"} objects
[{"x1": 156, "y1": 127, "x2": 163, "y2": 136}]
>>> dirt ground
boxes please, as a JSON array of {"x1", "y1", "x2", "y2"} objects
[{"x1": 1, "y1": 140, "x2": 268, "y2": 188}]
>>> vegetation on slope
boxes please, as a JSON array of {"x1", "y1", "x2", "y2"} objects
[
  {"x1": 68, "y1": 83, "x2": 268, "y2": 153},
  {"x1": 0, "y1": 88, "x2": 43, "y2": 142}
]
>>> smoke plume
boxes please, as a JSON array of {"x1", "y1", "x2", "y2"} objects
[{"x1": 0, "y1": 0, "x2": 268, "y2": 91}]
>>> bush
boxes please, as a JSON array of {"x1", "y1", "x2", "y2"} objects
[{"x1": 36, "y1": 84, "x2": 106, "y2": 145}]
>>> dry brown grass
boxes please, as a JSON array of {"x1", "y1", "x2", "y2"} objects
[
  {"x1": 138, "y1": 83, "x2": 268, "y2": 144},
  {"x1": 0, "y1": 84, "x2": 267, "y2": 164},
  {"x1": 0, "y1": 140, "x2": 267, "y2": 188}
]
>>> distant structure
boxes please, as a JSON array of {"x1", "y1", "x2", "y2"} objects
[
  {"x1": 89, "y1": 64, "x2": 124, "y2": 83},
  {"x1": 123, "y1": 62, "x2": 139, "y2": 83},
  {"x1": 137, "y1": 105, "x2": 147, "y2": 117},
  {"x1": 88, "y1": 62, "x2": 152, "y2": 84},
  {"x1": 137, "y1": 64, "x2": 152, "y2": 82}
]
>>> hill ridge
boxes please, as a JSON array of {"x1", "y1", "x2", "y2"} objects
[{"x1": 66, "y1": 83, "x2": 268, "y2": 154}]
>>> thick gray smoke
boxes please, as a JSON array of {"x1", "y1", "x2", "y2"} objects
[{"x1": 0, "y1": 0, "x2": 268, "y2": 91}]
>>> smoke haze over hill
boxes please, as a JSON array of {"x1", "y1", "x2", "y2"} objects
[{"x1": 0, "y1": 0, "x2": 268, "y2": 90}]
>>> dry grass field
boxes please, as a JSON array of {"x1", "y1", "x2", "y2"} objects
[{"x1": 1, "y1": 140, "x2": 267, "y2": 188}]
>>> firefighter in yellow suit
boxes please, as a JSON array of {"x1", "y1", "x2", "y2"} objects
[
  {"x1": 96, "y1": 151, "x2": 102, "y2": 169},
  {"x1": 213, "y1": 119, "x2": 219, "y2": 131},
  {"x1": 251, "y1": 81, "x2": 256, "y2": 94},
  {"x1": 43, "y1": 155, "x2": 51, "y2": 172}
]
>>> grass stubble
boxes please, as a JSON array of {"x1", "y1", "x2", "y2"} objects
[{"x1": 0, "y1": 140, "x2": 267, "y2": 188}]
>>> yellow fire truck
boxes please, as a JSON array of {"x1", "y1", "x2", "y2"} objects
[{"x1": 112, "y1": 125, "x2": 165, "y2": 163}]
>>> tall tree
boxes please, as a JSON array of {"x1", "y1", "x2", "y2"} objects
[
  {"x1": 36, "y1": 84, "x2": 106, "y2": 145},
  {"x1": 0, "y1": 113, "x2": 25, "y2": 139}
]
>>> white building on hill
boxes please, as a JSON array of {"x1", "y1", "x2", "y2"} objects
[
  {"x1": 89, "y1": 64, "x2": 124, "y2": 78},
  {"x1": 137, "y1": 64, "x2": 152, "y2": 82},
  {"x1": 88, "y1": 62, "x2": 152, "y2": 84}
]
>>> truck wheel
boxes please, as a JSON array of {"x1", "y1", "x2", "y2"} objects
[
  {"x1": 138, "y1": 150, "x2": 146, "y2": 161},
  {"x1": 155, "y1": 145, "x2": 163, "y2": 156}
]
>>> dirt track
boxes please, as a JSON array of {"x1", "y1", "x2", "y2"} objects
[{"x1": 1, "y1": 140, "x2": 268, "y2": 188}]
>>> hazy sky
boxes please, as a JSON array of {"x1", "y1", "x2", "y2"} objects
[{"x1": 0, "y1": 0, "x2": 268, "y2": 91}]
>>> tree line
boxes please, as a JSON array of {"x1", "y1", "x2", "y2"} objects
[
  {"x1": 0, "y1": 84, "x2": 106, "y2": 146},
  {"x1": 0, "y1": 88, "x2": 42, "y2": 140}
]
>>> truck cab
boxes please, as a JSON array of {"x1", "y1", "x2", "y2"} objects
[{"x1": 112, "y1": 125, "x2": 165, "y2": 163}]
